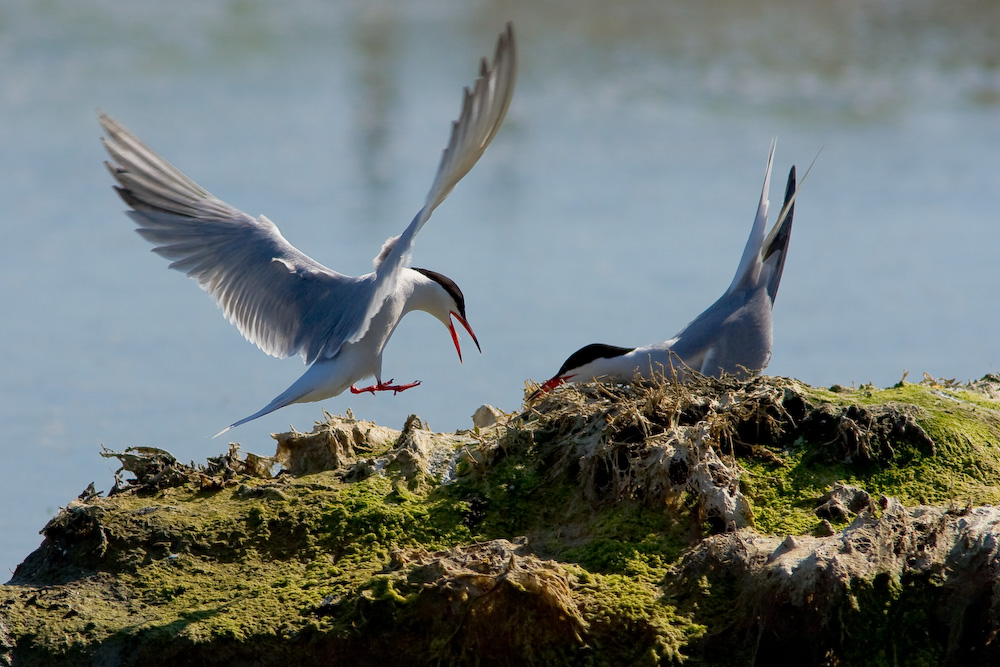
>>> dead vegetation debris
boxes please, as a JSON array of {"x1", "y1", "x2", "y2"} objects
[
  {"x1": 671, "y1": 500, "x2": 1000, "y2": 664},
  {"x1": 273, "y1": 410, "x2": 398, "y2": 476},
  {"x1": 274, "y1": 412, "x2": 472, "y2": 483},
  {"x1": 782, "y1": 400, "x2": 936, "y2": 464},
  {"x1": 10, "y1": 499, "x2": 110, "y2": 585},
  {"x1": 511, "y1": 375, "x2": 765, "y2": 531},
  {"x1": 319, "y1": 537, "x2": 689, "y2": 665},
  {"x1": 5, "y1": 373, "x2": 1000, "y2": 665},
  {"x1": 381, "y1": 415, "x2": 454, "y2": 482},
  {"x1": 373, "y1": 538, "x2": 587, "y2": 662},
  {"x1": 965, "y1": 374, "x2": 1000, "y2": 399},
  {"x1": 100, "y1": 444, "x2": 272, "y2": 495},
  {"x1": 495, "y1": 374, "x2": 943, "y2": 533}
]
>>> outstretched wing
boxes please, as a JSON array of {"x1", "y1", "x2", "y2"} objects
[
  {"x1": 100, "y1": 113, "x2": 375, "y2": 365},
  {"x1": 357, "y1": 23, "x2": 518, "y2": 343}
]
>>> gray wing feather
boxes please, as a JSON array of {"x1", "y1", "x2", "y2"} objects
[
  {"x1": 725, "y1": 139, "x2": 775, "y2": 296},
  {"x1": 761, "y1": 166, "x2": 796, "y2": 303},
  {"x1": 100, "y1": 113, "x2": 373, "y2": 364},
  {"x1": 354, "y1": 23, "x2": 517, "y2": 346}
]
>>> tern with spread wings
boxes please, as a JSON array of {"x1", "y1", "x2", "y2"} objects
[
  {"x1": 101, "y1": 24, "x2": 516, "y2": 436},
  {"x1": 534, "y1": 142, "x2": 801, "y2": 395}
]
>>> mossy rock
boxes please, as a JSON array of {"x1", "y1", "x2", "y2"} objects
[{"x1": 2, "y1": 375, "x2": 1000, "y2": 666}]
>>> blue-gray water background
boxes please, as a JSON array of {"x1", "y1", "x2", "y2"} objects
[{"x1": 2, "y1": 0, "x2": 998, "y2": 578}]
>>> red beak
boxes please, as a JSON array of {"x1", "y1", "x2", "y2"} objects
[
  {"x1": 527, "y1": 375, "x2": 572, "y2": 401},
  {"x1": 449, "y1": 311, "x2": 481, "y2": 363}
]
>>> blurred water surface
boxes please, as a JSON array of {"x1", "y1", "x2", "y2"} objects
[{"x1": 1, "y1": 0, "x2": 998, "y2": 576}]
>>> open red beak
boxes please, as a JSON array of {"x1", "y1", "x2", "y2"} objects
[{"x1": 449, "y1": 312, "x2": 481, "y2": 363}]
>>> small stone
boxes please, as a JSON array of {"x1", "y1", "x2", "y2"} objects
[{"x1": 472, "y1": 405, "x2": 503, "y2": 429}]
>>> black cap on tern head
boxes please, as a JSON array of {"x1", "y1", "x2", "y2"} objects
[
  {"x1": 556, "y1": 343, "x2": 633, "y2": 376},
  {"x1": 528, "y1": 343, "x2": 634, "y2": 400},
  {"x1": 413, "y1": 267, "x2": 468, "y2": 319},
  {"x1": 412, "y1": 267, "x2": 480, "y2": 360}
]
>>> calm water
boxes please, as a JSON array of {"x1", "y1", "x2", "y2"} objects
[{"x1": 2, "y1": 0, "x2": 998, "y2": 578}]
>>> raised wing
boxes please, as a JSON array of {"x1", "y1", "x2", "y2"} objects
[
  {"x1": 355, "y1": 23, "x2": 518, "y2": 346},
  {"x1": 761, "y1": 166, "x2": 796, "y2": 302},
  {"x1": 725, "y1": 139, "x2": 775, "y2": 296},
  {"x1": 100, "y1": 112, "x2": 374, "y2": 364}
]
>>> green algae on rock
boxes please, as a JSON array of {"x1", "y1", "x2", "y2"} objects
[{"x1": 2, "y1": 374, "x2": 1000, "y2": 665}]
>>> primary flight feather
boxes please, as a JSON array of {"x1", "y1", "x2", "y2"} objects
[
  {"x1": 534, "y1": 141, "x2": 807, "y2": 396},
  {"x1": 101, "y1": 23, "x2": 517, "y2": 436}
]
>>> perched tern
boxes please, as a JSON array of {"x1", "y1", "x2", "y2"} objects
[
  {"x1": 534, "y1": 142, "x2": 802, "y2": 396},
  {"x1": 101, "y1": 23, "x2": 516, "y2": 436}
]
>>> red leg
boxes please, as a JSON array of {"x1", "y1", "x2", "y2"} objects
[{"x1": 350, "y1": 379, "x2": 422, "y2": 395}]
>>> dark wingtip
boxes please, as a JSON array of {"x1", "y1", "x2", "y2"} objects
[
  {"x1": 784, "y1": 165, "x2": 797, "y2": 209},
  {"x1": 761, "y1": 165, "x2": 797, "y2": 303}
]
